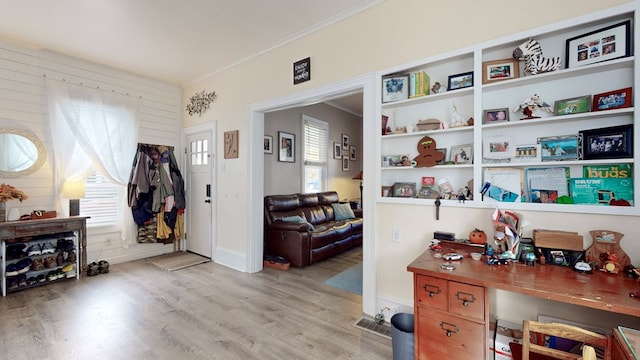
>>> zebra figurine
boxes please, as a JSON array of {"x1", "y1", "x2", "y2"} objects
[{"x1": 512, "y1": 39, "x2": 561, "y2": 76}]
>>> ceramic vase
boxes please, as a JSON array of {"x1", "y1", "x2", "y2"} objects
[{"x1": 7, "y1": 208, "x2": 20, "y2": 221}]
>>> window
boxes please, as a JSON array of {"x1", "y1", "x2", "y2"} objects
[
  {"x1": 302, "y1": 115, "x2": 328, "y2": 193},
  {"x1": 81, "y1": 173, "x2": 122, "y2": 227}
]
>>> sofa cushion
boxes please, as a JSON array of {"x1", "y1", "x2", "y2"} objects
[
  {"x1": 332, "y1": 203, "x2": 355, "y2": 220},
  {"x1": 281, "y1": 215, "x2": 314, "y2": 230}
]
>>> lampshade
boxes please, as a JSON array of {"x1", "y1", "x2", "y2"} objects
[
  {"x1": 352, "y1": 171, "x2": 363, "y2": 180},
  {"x1": 62, "y1": 180, "x2": 85, "y2": 199}
]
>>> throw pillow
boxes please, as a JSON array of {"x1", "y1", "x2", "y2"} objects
[
  {"x1": 332, "y1": 203, "x2": 355, "y2": 220},
  {"x1": 281, "y1": 215, "x2": 314, "y2": 230}
]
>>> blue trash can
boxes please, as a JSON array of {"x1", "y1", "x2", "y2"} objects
[{"x1": 391, "y1": 313, "x2": 414, "y2": 360}]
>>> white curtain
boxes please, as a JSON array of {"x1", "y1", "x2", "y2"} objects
[{"x1": 45, "y1": 79, "x2": 141, "y2": 244}]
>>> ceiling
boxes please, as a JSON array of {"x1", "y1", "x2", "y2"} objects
[{"x1": 0, "y1": 0, "x2": 380, "y2": 90}]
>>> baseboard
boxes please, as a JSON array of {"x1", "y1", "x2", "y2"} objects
[
  {"x1": 375, "y1": 295, "x2": 413, "y2": 322},
  {"x1": 86, "y1": 242, "x2": 174, "y2": 265},
  {"x1": 213, "y1": 246, "x2": 247, "y2": 272}
]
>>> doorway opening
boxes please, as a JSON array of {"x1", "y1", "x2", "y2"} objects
[{"x1": 248, "y1": 74, "x2": 377, "y2": 316}]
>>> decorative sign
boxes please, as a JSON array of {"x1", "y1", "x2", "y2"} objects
[{"x1": 293, "y1": 57, "x2": 311, "y2": 84}]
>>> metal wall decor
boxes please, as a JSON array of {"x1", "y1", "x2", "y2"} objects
[{"x1": 186, "y1": 90, "x2": 217, "y2": 117}]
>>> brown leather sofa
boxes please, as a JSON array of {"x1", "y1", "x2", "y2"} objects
[{"x1": 264, "y1": 191, "x2": 362, "y2": 267}]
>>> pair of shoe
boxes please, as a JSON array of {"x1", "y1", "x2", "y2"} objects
[
  {"x1": 62, "y1": 264, "x2": 76, "y2": 278},
  {"x1": 44, "y1": 256, "x2": 57, "y2": 269},
  {"x1": 56, "y1": 238, "x2": 75, "y2": 252},
  {"x1": 46, "y1": 269, "x2": 65, "y2": 281},
  {"x1": 7, "y1": 274, "x2": 28, "y2": 291},
  {"x1": 6, "y1": 244, "x2": 26, "y2": 260},
  {"x1": 87, "y1": 260, "x2": 109, "y2": 276},
  {"x1": 31, "y1": 258, "x2": 45, "y2": 271},
  {"x1": 15, "y1": 258, "x2": 33, "y2": 274},
  {"x1": 26, "y1": 242, "x2": 56, "y2": 256}
]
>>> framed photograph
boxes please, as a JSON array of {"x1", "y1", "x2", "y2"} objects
[
  {"x1": 482, "y1": 59, "x2": 519, "y2": 84},
  {"x1": 382, "y1": 115, "x2": 389, "y2": 135},
  {"x1": 263, "y1": 135, "x2": 273, "y2": 154},
  {"x1": 450, "y1": 143, "x2": 473, "y2": 164},
  {"x1": 592, "y1": 87, "x2": 632, "y2": 112},
  {"x1": 554, "y1": 95, "x2": 591, "y2": 116},
  {"x1": 580, "y1": 124, "x2": 633, "y2": 160},
  {"x1": 565, "y1": 20, "x2": 631, "y2": 68},
  {"x1": 513, "y1": 144, "x2": 541, "y2": 163},
  {"x1": 382, "y1": 74, "x2": 409, "y2": 103},
  {"x1": 382, "y1": 154, "x2": 411, "y2": 167},
  {"x1": 341, "y1": 133, "x2": 350, "y2": 150},
  {"x1": 436, "y1": 148, "x2": 447, "y2": 165},
  {"x1": 333, "y1": 142, "x2": 342, "y2": 159},
  {"x1": 342, "y1": 156, "x2": 350, "y2": 172},
  {"x1": 483, "y1": 108, "x2": 510, "y2": 124},
  {"x1": 392, "y1": 182, "x2": 416, "y2": 198},
  {"x1": 538, "y1": 135, "x2": 580, "y2": 161},
  {"x1": 447, "y1": 71, "x2": 473, "y2": 91},
  {"x1": 278, "y1": 131, "x2": 295, "y2": 163},
  {"x1": 381, "y1": 186, "x2": 393, "y2": 197},
  {"x1": 484, "y1": 135, "x2": 515, "y2": 161},
  {"x1": 349, "y1": 145, "x2": 357, "y2": 161}
]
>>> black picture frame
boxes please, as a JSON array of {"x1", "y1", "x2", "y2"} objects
[
  {"x1": 565, "y1": 20, "x2": 632, "y2": 69},
  {"x1": 447, "y1": 71, "x2": 473, "y2": 91},
  {"x1": 580, "y1": 124, "x2": 633, "y2": 160},
  {"x1": 392, "y1": 182, "x2": 416, "y2": 198},
  {"x1": 278, "y1": 131, "x2": 295, "y2": 163}
]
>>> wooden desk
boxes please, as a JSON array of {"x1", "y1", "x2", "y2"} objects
[{"x1": 407, "y1": 248, "x2": 640, "y2": 360}]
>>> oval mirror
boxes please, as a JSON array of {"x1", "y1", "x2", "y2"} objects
[{"x1": 0, "y1": 128, "x2": 47, "y2": 178}]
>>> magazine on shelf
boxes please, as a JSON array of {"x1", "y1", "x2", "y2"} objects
[
  {"x1": 483, "y1": 168, "x2": 524, "y2": 202},
  {"x1": 525, "y1": 167, "x2": 570, "y2": 203}
]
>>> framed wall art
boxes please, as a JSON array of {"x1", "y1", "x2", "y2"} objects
[
  {"x1": 382, "y1": 74, "x2": 409, "y2": 103},
  {"x1": 513, "y1": 144, "x2": 541, "y2": 163},
  {"x1": 278, "y1": 131, "x2": 295, "y2": 163},
  {"x1": 482, "y1": 59, "x2": 519, "y2": 84},
  {"x1": 483, "y1": 108, "x2": 510, "y2": 124},
  {"x1": 349, "y1": 145, "x2": 357, "y2": 161},
  {"x1": 333, "y1": 142, "x2": 342, "y2": 159},
  {"x1": 592, "y1": 87, "x2": 632, "y2": 111},
  {"x1": 565, "y1": 20, "x2": 631, "y2": 68},
  {"x1": 450, "y1": 143, "x2": 473, "y2": 164},
  {"x1": 447, "y1": 71, "x2": 473, "y2": 91},
  {"x1": 342, "y1": 156, "x2": 350, "y2": 172},
  {"x1": 554, "y1": 95, "x2": 591, "y2": 116},
  {"x1": 392, "y1": 182, "x2": 416, "y2": 198},
  {"x1": 580, "y1": 124, "x2": 633, "y2": 160},
  {"x1": 342, "y1": 133, "x2": 350, "y2": 150},
  {"x1": 538, "y1": 135, "x2": 580, "y2": 161},
  {"x1": 264, "y1": 135, "x2": 273, "y2": 154}
]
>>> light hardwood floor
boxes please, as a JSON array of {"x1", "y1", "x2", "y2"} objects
[{"x1": 0, "y1": 247, "x2": 392, "y2": 360}]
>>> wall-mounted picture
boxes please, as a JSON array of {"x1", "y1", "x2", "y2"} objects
[
  {"x1": 538, "y1": 135, "x2": 580, "y2": 161},
  {"x1": 382, "y1": 74, "x2": 409, "y2": 103},
  {"x1": 482, "y1": 59, "x2": 519, "y2": 84},
  {"x1": 483, "y1": 108, "x2": 510, "y2": 124},
  {"x1": 342, "y1": 156, "x2": 350, "y2": 172},
  {"x1": 333, "y1": 142, "x2": 342, "y2": 159},
  {"x1": 513, "y1": 144, "x2": 541, "y2": 163},
  {"x1": 580, "y1": 124, "x2": 633, "y2": 160},
  {"x1": 278, "y1": 131, "x2": 295, "y2": 162},
  {"x1": 349, "y1": 145, "x2": 357, "y2": 161},
  {"x1": 592, "y1": 87, "x2": 632, "y2": 111},
  {"x1": 447, "y1": 71, "x2": 473, "y2": 91},
  {"x1": 554, "y1": 95, "x2": 591, "y2": 116},
  {"x1": 450, "y1": 143, "x2": 473, "y2": 164},
  {"x1": 565, "y1": 20, "x2": 631, "y2": 68},
  {"x1": 392, "y1": 182, "x2": 416, "y2": 198},
  {"x1": 341, "y1": 133, "x2": 350, "y2": 150},
  {"x1": 264, "y1": 135, "x2": 273, "y2": 154}
]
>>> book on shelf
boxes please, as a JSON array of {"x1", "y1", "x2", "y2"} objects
[
  {"x1": 525, "y1": 167, "x2": 570, "y2": 203},
  {"x1": 570, "y1": 178, "x2": 634, "y2": 206},
  {"x1": 582, "y1": 164, "x2": 632, "y2": 179},
  {"x1": 409, "y1": 71, "x2": 430, "y2": 98}
]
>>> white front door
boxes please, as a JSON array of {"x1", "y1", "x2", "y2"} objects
[{"x1": 186, "y1": 131, "x2": 214, "y2": 258}]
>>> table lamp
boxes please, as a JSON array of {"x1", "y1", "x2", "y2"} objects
[
  {"x1": 62, "y1": 180, "x2": 85, "y2": 216},
  {"x1": 352, "y1": 171, "x2": 363, "y2": 208}
]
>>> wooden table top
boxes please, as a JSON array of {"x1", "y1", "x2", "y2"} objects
[{"x1": 407, "y1": 247, "x2": 640, "y2": 318}]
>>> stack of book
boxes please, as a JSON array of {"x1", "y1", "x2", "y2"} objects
[{"x1": 409, "y1": 71, "x2": 430, "y2": 98}]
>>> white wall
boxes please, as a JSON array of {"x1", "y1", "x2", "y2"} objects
[
  {"x1": 264, "y1": 102, "x2": 362, "y2": 198},
  {"x1": 184, "y1": 0, "x2": 637, "y2": 325},
  {"x1": 0, "y1": 39, "x2": 183, "y2": 264}
]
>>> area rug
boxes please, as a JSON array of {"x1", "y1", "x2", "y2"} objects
[
  {"x1": 147, "y1": 251, "x2": 210, "y2": 271},
  {"x1": 324, "y1": 262, "x2": 362, "y2": 295}
]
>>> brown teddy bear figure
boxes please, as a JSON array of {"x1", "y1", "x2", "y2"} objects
[{"x1": 413, "y1": 136, "x2": 444, "y2": 167}]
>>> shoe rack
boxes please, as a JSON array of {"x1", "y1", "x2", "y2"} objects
[{"x1": 0, "y1": 217, "x2": 88, "y2": 296}]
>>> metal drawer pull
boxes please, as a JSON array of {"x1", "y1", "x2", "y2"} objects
[
  {"x1": 422, "y1": 284, "x2": 441, "y2": 298},
  {"x1": 439, "y1": 321, "x2": 459, "y2": 337},
  {"x1": 455, "y1": 291, "x2": 476, "y2": 307}
]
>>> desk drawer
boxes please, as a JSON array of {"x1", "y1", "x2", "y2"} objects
[
  {"x1": 448, "y1": 281, "x2": 485, "y2": 322},
  {"x1": 417, "y1": 308, "x2": 485, "y2": 359},
  {"x1": 416, "y1": 275, "x2": 448, "y2": 311}
]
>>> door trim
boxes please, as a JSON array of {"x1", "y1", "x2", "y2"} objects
[{"x1": 249, "y1": 73, "x2": 377, "y2": 316}]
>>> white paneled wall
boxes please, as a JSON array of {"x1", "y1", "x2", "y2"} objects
[{"x1": 0, "y1": 39, "x2": 183, "y2": 263}]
